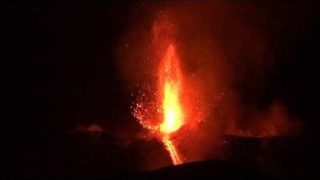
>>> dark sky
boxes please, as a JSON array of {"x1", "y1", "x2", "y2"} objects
[
  {"x1": 5, "y1": 2, "x2": 136, "y2": 177},
  {"x1": 8, "y1": 2, "x2": 135, "y2": 137},
  {"x1": 4, "y1": 2, "x2": 320, "y2": 178}
]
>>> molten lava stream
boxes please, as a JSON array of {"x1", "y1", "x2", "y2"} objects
[
  {"x1": 162, "y1": 136, "x2": 182, "y2": 165},
  {"x1": 158, "y1": 44, "x2": 184, "y2": 165}
]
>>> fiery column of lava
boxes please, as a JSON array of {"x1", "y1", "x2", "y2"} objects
[
  {"x1": 133, "y1": 16, "x2": 186, "y2": 165},
  {"x1": 133, "y1": 42, "x2": 185, "y2": 165},
  {"x1": 158, "y1": 44, "x2": 184, "y2": 165}
]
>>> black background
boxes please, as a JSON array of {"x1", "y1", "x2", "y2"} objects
[{"x1": 3, "y1": 2, "x2": 320, "y2": 178}]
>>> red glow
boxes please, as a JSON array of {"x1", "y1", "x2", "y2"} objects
[{"x1": 133, "y1": 17, "x2": 187, "y2": 165}]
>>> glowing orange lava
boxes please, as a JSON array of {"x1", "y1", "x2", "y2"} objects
[
  {"x1": 132, "y1": 14, "x2": 188, "y2": 166},
  {"x1": 162, "y1": 135, "x2": 182, "y2": 165},
  {"x1": 158, "y1": 44, "x2": 184, "y2": 165},
  {"x1": 159, "y1": 44, "x2": 184, "y2": 135},
  {"x1": 133, "y1": 42, "x2": 185, "y2": 165}
]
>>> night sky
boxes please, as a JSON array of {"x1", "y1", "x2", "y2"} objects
[{"x1": 4, "y1": 2, "x2": 320, "y2": 178}]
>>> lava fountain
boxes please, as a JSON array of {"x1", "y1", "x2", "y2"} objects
[
  {"x1": 158, "y1": 44, "x2": 184, "y2": 165},
  {"x1": 133, "y1": 17, "x2": 187, "y2": 165},
  {"x1": 134, "y1": 43, "x2": 185, "y2": 165}
]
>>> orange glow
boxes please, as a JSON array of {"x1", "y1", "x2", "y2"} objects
[
  {"x1": 133, "y1": 42, "x2": 186, "y2": 165},
  {"x1": 159, "y1": 44, "x2": 184, "y2": 135},
  {"x1": 162, "y1": 135, "x2": 182, "y2": 165},
  {"x1": 128, "y1": 8, "x2": 304, "y2": 170},
  {"x1": 133, "y1": 16, "x2": 187, "y2": 166},
  {"x1": 158, "y1": 44, "x2": 184, "y2": 165}
]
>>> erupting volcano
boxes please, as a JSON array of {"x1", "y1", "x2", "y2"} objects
[
  {"x1": 133, "y1": 17, "x2": 187, "y2": 165},
  {"x1": 134, "y1": 42, "x2": 186, "y2": 165},
  {"x1": 159, "y1": 45, "x2": 184, "y2": 135},
  {"x1": 158, "y1": 44, "x2": 184, "y2": 165},
  {"x1": 132, "y1": 9, "x2": 303, "y2": 168}
]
